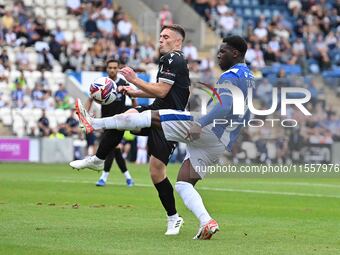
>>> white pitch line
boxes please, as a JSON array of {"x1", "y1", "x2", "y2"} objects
[
  {"x1": 50, "y1": 179, "x2": 340, "y2": 199},
  {"x1": 242, "y1": 181, "x2": 340, "y2": 189}
]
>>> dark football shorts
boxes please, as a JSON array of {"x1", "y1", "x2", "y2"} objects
[{"x1": 135, "y1": 105, "x2": 177, "y2": 165}]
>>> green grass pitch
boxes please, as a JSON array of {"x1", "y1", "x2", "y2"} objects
[{"x1": 0, "y1": 163, "x2": 340, "y2": 255}]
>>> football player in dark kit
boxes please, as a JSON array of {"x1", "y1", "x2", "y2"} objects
[
  {"x1": 71, "y1": 24, "x2": 190, "y2": 235},
  {"x1": 84, "y1": 59, "x2": 135, "y2": 187}
]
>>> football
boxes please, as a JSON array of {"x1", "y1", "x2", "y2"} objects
[{"x1": 89, "y1": 77, "x2": 117, "y2": 105}]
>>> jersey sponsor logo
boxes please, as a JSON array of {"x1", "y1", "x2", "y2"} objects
[{"x1": 160, "y1": 70, "x2": 176, "y2": 77}]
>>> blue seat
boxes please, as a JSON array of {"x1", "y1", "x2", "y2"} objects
[
  {"x1": 281, "y1": 64, "x2": 302, "y2": 75},
  {"x1": 232, "y1": 0, "x2": 241, "y2": 6},
  {"x1": 243, "y1": 8, "x2": 252, "y2": 17},
  {"x1": 253, "y1": 8, "x2": 261, "y2": 17},
  {"x1": 234, "y1": 7, "x2": 243, "y2": 16}
]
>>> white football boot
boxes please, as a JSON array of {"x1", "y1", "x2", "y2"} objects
[
  {"x1": 165, "y1": 215, "x2": 184, "y2": 235},
  {"x1": 69, "y1": 156, "x2": 104, "y2": 171}
]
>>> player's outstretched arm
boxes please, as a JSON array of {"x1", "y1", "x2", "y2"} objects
[{"x1": 119, "y1": 67, "x2": 172, "y2": 98}]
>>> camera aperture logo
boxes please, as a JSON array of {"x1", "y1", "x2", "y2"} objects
[{"x1": 198, "y1": 82, "x2": 223, "y2": 106}]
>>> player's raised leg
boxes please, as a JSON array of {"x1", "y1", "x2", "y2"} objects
[
  {"x1": 70, "y1": 99, "x2": 153, "y2": 171},
  {"x1": 74, "y1": 98, "x2": 153, "y2": 133},
  {"x1": 175, "y1": 159, "x2": 219, "y2": 240}
]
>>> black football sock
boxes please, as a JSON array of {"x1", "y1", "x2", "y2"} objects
[
  {"x1": 104, "y1": 150, "x2": 115, "y2": 172},
  {"x1": 114, "y1": 148, "x2": 128, "y2": 173},
  {"x1": 154, "y1": 177, "x2": 177, "y2": 216}
]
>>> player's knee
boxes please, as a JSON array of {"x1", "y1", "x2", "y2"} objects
[
  {"x1": 150, "y1": 110, "x2": 160, "y2": 128},
  {"x1": 175, "y1": 181, "x2": 192, "y2": 194},
  {"x1": 149, "y1": 164, "x2": 166, "y2": 182}
]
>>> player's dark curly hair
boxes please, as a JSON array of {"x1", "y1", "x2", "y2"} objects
[{"x1": 223, "y1": 35, "x2": 248, "y2": 57}]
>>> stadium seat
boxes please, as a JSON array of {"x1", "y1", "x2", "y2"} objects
[
  {"x1": 281, "y1": 64, "x2": 301, "y2": 75},
  {"x1": 234, "y1": 7, "x2": 243, "y2": 16},
  {"x1": 242, "y1": 0, "x2": 250, "y2": 6},
  {"x1": 263, "y1": 8, "x2": 271, "y2": 18},
  {"x1": 232, "y1": 0, "x2": 241, "y2": 6},
  {"x1": 34, "y1": 7, "x2": 45, "y2": 17},
  {"x1": 56, "y1": 0, "x2": 66, "y2": 6},
  {"x1": 68, "y1": 19, "x2": 79, "y2": 31},
  {"x1": 2, "y1": 114, "x2": 13, "y2": 126},
  {"x1": 45, "y1": 0, "x2": 56, "y2": 7},
  {"x1": 34, "y1": 0, "x2": 45, "y2": 6},
  {"x1": 57, "y1": 19, "x2": 68, "y2": 30},
  {"x1": 63, "y1": 30, "x2": 74, "y2": 42},
  {"x1": 32, "y1": 108, "x2": 43, "y2": 121},
  {"x1": 73, "y1": 31, "x2": 85, "y2": 42},
  {"x1": 49, "y1": 116, "x2": 58, "y2": 129},
  {"x1": 23, "y1": 0, "x2": 33, "y2": 6},
  {"x1": 243, "y1": 8, "x2": 252, "y2": 17},
  {"x1": 56, "y1": 8, "x2": 67, "y2": 18},
  {"x1": 253, "y1": 8, "x2": 261, "y2": 17},
  {"x1": 45, "y1": 7, "x2": 57, "y2": 18},
  {"x1": 0, "y1": 107, "x2": 11, "y2": 122},
  {"x1": 46, "y1": 19, "x2": 57, "y2": 30}
]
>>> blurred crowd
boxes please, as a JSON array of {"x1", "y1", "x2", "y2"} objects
[{"x1": 186, "y1": 0, "x2": 340, "y2": 74}]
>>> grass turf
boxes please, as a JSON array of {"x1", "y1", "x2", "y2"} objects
[{"x1": 0, "y1": 163, "x2": 340, "y2": 255}]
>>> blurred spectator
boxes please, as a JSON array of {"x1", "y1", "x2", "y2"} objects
[
  {"x1": 11, "y1": 82, "x2": 24, "y2": 108},
  {"x1": 216, "y1": 0, "x2": 228, "y2": 16},
  {"x1": 5, "y1": 29, "x2": 17, "y2": 46},
  {"x1": 31, "y1": 83, "x2": 44, "y2": 108},
  {"x1": 38, "y1": 109, "x2": 50, "y2": 136},
  {"x1": 117, "y1": 14, "x2": 132, "y2": 45},
  {"x1": 53, "y1": 26, "x2": 66, "y2": 46},
  {"x1": 139, "y1": 41, "x2": 156, "y2": 61},
  {"x1": 254, "y1": 21, "x2": 268, "y2": 43},
  {"x1": 159, "y1": 4, "x2": 173, "y2": 27},
  {"x1": 49, "y1": 35, "x2": 62, "y2": 61},
  {"x1": 253, "y1": 43, "x2": 265, "y2": 68},
  {"x1": 219, "y1": 10, "x2": 235, "y2": 36},
  {"x1": 183, "y1": 40, "x2": 198, "y2": 61},
  {"x1": 42, "y1": 90, "x2": 55, "y2": 110},
  {"x1": 315, "y1": 34, "x2": 331, "y2": 70},
  {"x1": 14, "y1": 70, "x2": 27, "y2": 89},
  {"x1": 251, "y1": 65, "x2": 263, "y2": 79},
  {"x1": 65, "y1": 109, "x2": 79, "y2": 136},
  {"x1": 85, "y1": 16, "x2": 99, "y2": 38},
  {"x1": 55, "y1": 83, "x2": 68, "y2": 103},
  {"x1": 101, "y1": 3, "x2": 114, "y2": 20},
  {"x1": 0, "y1": 48, "x2": 10, "y2": 69},
  {"x1": 97, "y1": 13, "x2": 114, "y2": 38},
  {"x1": 15, "y1": 46, "x2": 30, "y2": 70},
  {"x1": 69, "y1": 51, "x2": 83, "y2": 72},
  {"x1": 136, "y1": 136, "x2": 148, "y2": 164},
  {"x1": 67, "y1": 0, "x2": 82, "y2": 16},
  {"x1": 2, "y1": 11, "x2": 14, "y2": 30},
  {"x1": 37, "y1": 48, "x2": 54, "y2": 71},
  {"x1": 37, "y1": 70, "x2": 49, "y2": 89},
  {"x1": 0, "y1": 59, "x2": 8, "y2": 82},
  {"x1": 49, "y1": 128, "x2": 65, "y2": 139}
]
